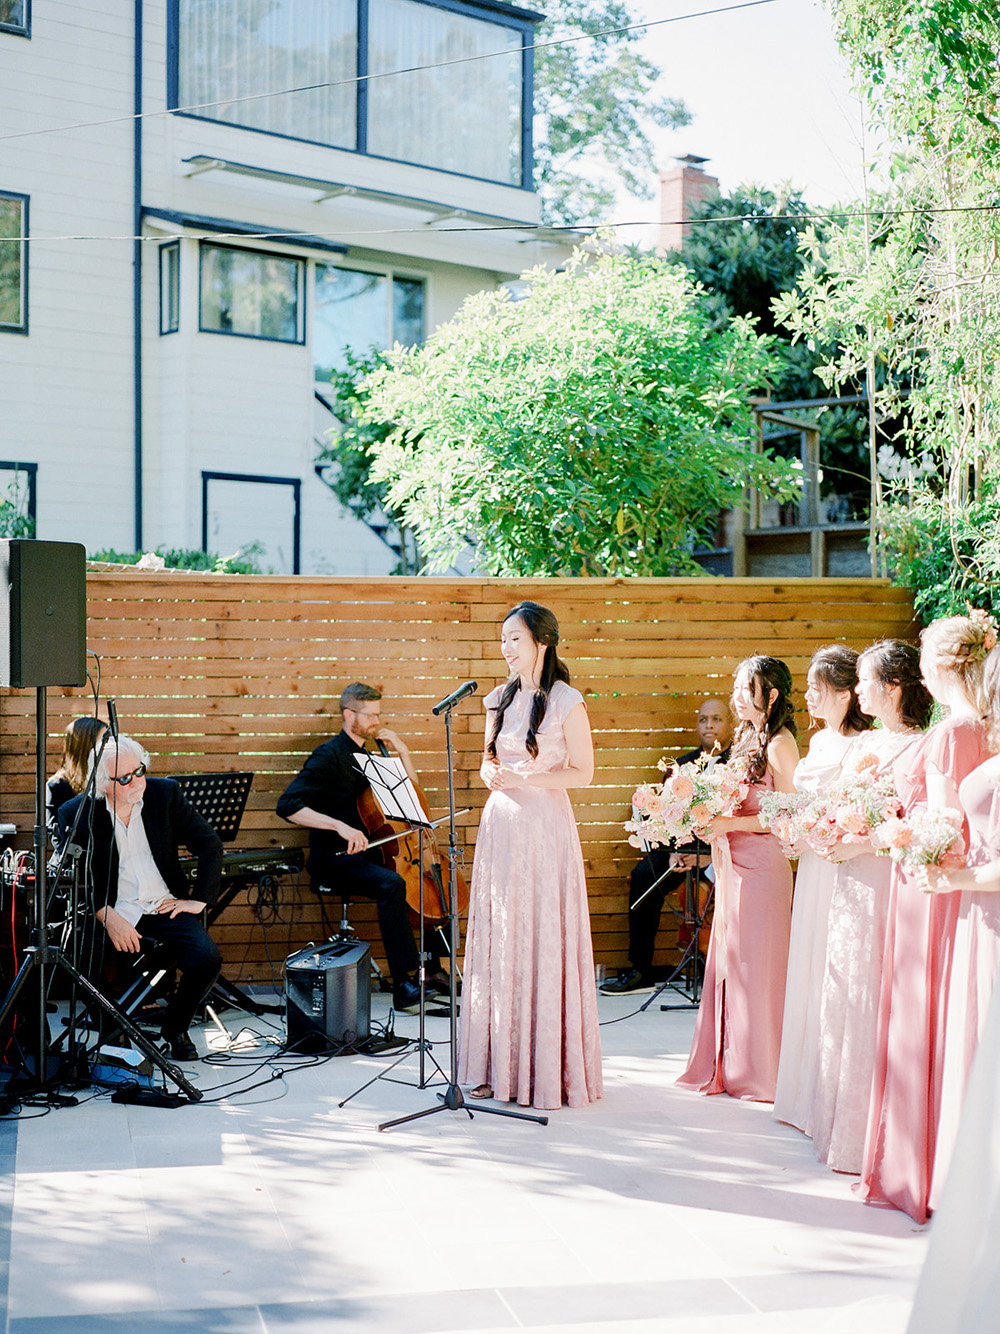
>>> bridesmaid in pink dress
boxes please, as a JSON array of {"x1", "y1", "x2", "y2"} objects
[
  {"x1": 457, "y1": 601, "x2": 603, "y2": 1111},
  {"x1": 678, "y1": 655, "x2": 799, "y2": 1102},
  {"x1": 860, "y1": 615, "x2": 992, "y2": 1223}
]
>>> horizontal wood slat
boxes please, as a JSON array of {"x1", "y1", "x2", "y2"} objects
[{"x1": 0, "y1": 570, "x2": 917, "y2": 979}]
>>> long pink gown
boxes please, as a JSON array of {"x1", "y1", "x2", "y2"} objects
[
  {"x1": 929, "y1": 755, "x2": 1000, "y2": 1208},
  {"x1": 457, "y1": 680, "x2": 603, "y2": 1110},
  {"x1": 859, "y1": 716, "x2": 990, "y2": 1223},
  {"x1": 677, "y1": 766, "x2": 793, "y2": 1101}
]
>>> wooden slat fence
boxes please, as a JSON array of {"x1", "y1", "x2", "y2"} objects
[{"x1": 0, "y1": 572, "x2": 918, "y2": 981}]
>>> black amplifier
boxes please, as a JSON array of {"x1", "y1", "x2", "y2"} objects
[{"x1": 284, "y1": 939, "x2": 371, "y2": 1053}]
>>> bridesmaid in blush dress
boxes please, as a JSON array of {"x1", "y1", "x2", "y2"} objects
[
  {"x1": 773, "y1": 645, "x2": 873, "y2": 1133},
  {"x1": 678, "y1": 655, "x2": 799, "y2": 1102},
  {"x1": 860, "y1": 614, "x2": 992, "y2": 1223},
  {"x1": 810, "y1": 641, "x2": 931, "y2": 1174},
  {"x1": 457, "y1": 601, "x2": 602, "y2": 1111}
]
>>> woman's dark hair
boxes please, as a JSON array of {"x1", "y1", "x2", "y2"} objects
[
  {"x1": 857, "y1": 639, "x2": 933, "y2": 730},
  {"x1": 53, "y1": 715, "x2": 106, "y2": 794},
  {"x1": 809, "y1": 644, "x2": 873, "y2": 736},
  {"x1": 730, "y1": 654, "x2": 797, "y2": 782},
  {"x1": 487, "y1": 602, "x2": 571, "y2": 760}
]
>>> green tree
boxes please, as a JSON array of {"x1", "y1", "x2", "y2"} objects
[
  {"x1": 361, "y1": 244, "x2": 799, "y2": 576},
  {"x1": 779, "y1": 0, "x2": 1000, "y2": 611},
  {"x1": 534, "y1": 1, "x2": 688, "y2": 224},
  {"x1": 676, "y1": 185, "x2": 870, "y2": 516}
]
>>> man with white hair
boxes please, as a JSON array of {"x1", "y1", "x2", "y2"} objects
[{"x1": 58, "y1": 735, "x2": 223, "y2": 1061}]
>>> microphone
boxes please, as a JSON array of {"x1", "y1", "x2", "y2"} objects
[
  {"x1": 432, "y1": 680, "x2": 478, "y2": 716},
  {"x1": 107, "y1": 698, "x2": 119, "y2": 741}
]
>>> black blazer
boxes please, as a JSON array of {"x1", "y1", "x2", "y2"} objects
[{"x1": 57, "y1": 777, "x2": 223, "y2": 913}]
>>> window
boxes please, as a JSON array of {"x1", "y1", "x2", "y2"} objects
[
  {"x1": 159, "y1": 241, "x2": 180, "y2": 334},
  {"x1": 0, "y1": 1, "x2": 29, "y2": 37},
  {"x1": 368, "y1": 0, "x2": 523, "y2": 186},
  {"x1": 0, "y1": 192, "x2": 27, "y2": 333},
  {"x1": 199, "y1": 243, "x2": 305, "y2": 343},
  {"x1": 314, "y1": 263, "x2": 424, "y2": 379},
  {"x1": 170, "y1": 0, "x2": 531, "y2": 188},
  {"x1": 202, "y1": 472, "x2": 301, "y2": 575}
]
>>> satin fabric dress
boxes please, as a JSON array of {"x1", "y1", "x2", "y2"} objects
[
  {"x1": 928, "y1": 755, "x2": 1000, "y2": 1208},
  {"x1": 677, "y1": 765, "x2": 793, "y2": 1102},
  {"x1": 859, "y1": 716, "x2": 990, "y2": 1223},
  {"x1": 810, "y1": 728, "x2": 923, "y2": 1174},
  {"x1": 457, "y1": 681, "x2": 603, "y2": 1110},
  {"x1": 773, "y1": 726, "x2": 857, "y2": 1132}
]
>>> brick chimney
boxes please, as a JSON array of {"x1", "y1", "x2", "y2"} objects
[{"x1": 658, "y1": 154, "x2": 719, "y2": 252}]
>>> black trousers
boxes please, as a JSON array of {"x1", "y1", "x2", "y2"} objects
[
  {"x1": 133, "y1": 912, "x2": 222, "y2": 1034},
  {"x1": 628, "y1": 850, "x2": 686, "y2": 976},
  {"x1": 310, "y1": 851, "x2": 418, "y2": 983}
]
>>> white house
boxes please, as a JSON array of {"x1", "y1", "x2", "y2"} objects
[{"x1": 0, "y1": 0, "x2": 574, "y2": 574}]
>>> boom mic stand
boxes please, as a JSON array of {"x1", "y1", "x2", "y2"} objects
[
  {"x1": 377, "y1": 685, "x2": 547, "y2": 1131},
  {"x1": 0, "y1": 689, "x2": 202, "y2": 1107}
]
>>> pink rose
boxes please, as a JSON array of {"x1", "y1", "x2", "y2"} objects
[{"x1": 668, "y1": 774, "x2": 696, "y2": 801}]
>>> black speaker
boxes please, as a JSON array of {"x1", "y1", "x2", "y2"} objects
[
  {"x1": 0, "y1": 540, "x2": 87, "y2": 688},
  {"x1": 285, "y1": 939, "x2": 371, "y2": 1052}
]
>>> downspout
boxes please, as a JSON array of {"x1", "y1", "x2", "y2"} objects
[{"x1": 132, "y1": 0, "x2": 143, "y2": 549}]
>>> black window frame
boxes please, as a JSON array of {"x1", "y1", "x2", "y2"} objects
[
  {"x1": 159, "y1": 239, "x2": 180, "y2": 335},
  {"x1": 0, "y1": 0, "x2": 30, "y2": 38},
  {"x1": 166, "y1": 0, "x2": 538, "y2": 192},
  {"x1": 202, "y1": 471, "x2": 301, "y2": 575},
  {"x1": 0, "y1": 189, "x2": 28, "y2": 335},
  {"x1": 198, "y1": 241, "x2": 306, "y2": 345}
]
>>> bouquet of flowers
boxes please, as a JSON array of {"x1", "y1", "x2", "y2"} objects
[
  {"x1": 756, "y1": 790, "x2": 813, "y2": 852},
  {"x1": 872, "y1": 807, "x2": 966, "y2": 869},
  {"x1": 626, "y1": 753, "x2": 750, "y2": 850},
  {"x1": 757, "y1": 759, "x2": 902, "y2": 858}
]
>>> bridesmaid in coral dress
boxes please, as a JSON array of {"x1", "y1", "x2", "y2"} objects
[
  {"x1": 457, "y1": 601, "x2": 603, "y2": 1111},
  {"x1": 677, "y1": 655, "x2": 798, "y2": 1102},
  {"x1": 859, "y1": 614, "x2": 992, "y2": 1223}
]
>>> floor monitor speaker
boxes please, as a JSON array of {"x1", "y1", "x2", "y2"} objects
[
  {"x1": 285, "y1": 939, "x2": 371, "y2": 1052},
  {"x1": 0, "y1": 540, "x2": 87, "y2": 688}
]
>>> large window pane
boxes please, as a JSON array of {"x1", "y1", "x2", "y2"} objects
[
  {"x1": 368, "y1": 0, "x2": 522, "y2": 184},
  {"x1": 178, "y1": 0, "x2": 356, "y2": 148},
  {"x1": 200, "y1": 243, "x2": 304, "y2": 342},
  {"x1": 0, "y1": 194, "x2": 26, "y2": 332},
  {"x1": 314, "y1": 264, "x2": 424, "y2": 379}
]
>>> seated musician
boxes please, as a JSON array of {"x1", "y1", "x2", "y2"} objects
[
  {"x1": 57, "y1": 735, "x2": 223, "y2": 1061},
  {"x1": 601, "y1": 696, "x2": 733, "y2": 996},
  {"x1": 46, "y1": 715, "x2": 106, "y2": 843},
  {"x1": 276, "y1": 682, "x2": 436, "y2": 1016}
]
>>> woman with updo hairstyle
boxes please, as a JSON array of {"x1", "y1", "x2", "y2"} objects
[
  {"x1": 678, "y1": 654, "x2": 799, "y2": 1102},
  {"x1": 457, "y1": 601, "x2": 602, "y2": 1110},
  {"x1": 808, "y1": 640, "x2": 930, "y2": 1174},
  {"x1": 46, "y1": 715, "x2": 107, "y2": 839},
  {"x1": 860, "y1": 613, "x2": 993, "y2": 1224},
  {"x1": 773, "y1": 645, "x2": 873, "y2": 1134}
]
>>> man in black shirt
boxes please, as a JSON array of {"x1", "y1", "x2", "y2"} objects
[
  {"x1": 601, "y1": 697, "x2": 733, "y2": 996},
  {"x1": 276, "y1": 683, "x2": 426, "y2": 1014}
]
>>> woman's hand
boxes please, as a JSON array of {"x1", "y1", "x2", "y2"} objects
[{"x1": 481, "y1": 761, "x2": 525, "y2": 792}]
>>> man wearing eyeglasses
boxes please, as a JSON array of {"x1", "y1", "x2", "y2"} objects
[{"x1": 58, "y1": 734, "x2": 223, "y2": 1061}]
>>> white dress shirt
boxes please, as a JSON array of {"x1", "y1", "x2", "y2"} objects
[{"x1": 105, "y1": 797, "x2": 171, "y2": 926}]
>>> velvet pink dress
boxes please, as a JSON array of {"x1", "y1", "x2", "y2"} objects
[
  {"x1": 457, "y1": 681, "x2": 603, "y2": 1110},
  {"x1": 677, "y1": 764, "x2": 793, "y2": 1101},
  {"x1": 859, "y1": 716, "x2": 990, "y2": 1223}
]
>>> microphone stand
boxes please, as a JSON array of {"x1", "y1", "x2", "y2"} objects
[{"x1": 377, "y1": 691, "x2": 547, "y2": 1131}]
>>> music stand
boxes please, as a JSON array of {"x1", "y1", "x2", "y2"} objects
[{"x1": 338, "y1": 751, "x2": 451, "y2": 1104}]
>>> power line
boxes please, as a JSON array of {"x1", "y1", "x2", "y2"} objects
[{"x1": 0, "y1": 0, "x2": 776, "y2": 144}]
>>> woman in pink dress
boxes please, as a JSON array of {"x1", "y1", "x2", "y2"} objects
[
  {"x1": 810, "y1": 641, "x2": 931, "y2": 1173},
  {"x1": 678, "y1": 655, "x2": 799, "y2": 1102},
  {"x1": 922, "y1": 635, "x2": 1000, "y2": 1206},
  {"x1": 457, "y1": 601, "x2": 603, "y2": 1111},
  {"x1": 859, "y1": 614, "x2": 992, "y2": 1223}
]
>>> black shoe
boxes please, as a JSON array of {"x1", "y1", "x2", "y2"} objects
[
  {"x1": 599, "y1": 968, "x2": 654, "y2": 996},
  {"x1": 424, "y1": 971, "x2": 451, "y2": 998},
  {"x1": 392, "y1": 979, "x2": 422, "y2": 1014},
  {"x1": 161, "y1": 1028, "x2": 198, "y2": 1061}
]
